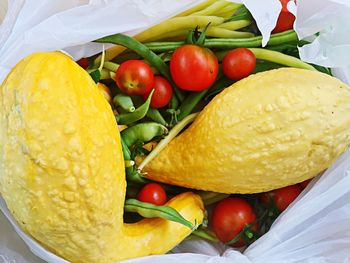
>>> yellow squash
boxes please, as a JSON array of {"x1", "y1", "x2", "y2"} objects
[
  {"x1": 144, "y1": 68, "x2": 350, "y2": 193},
  {"x1": 0, "y1": 52, "x2": 204, "y2": 263}
]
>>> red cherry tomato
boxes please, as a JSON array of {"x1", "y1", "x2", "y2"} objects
[
  {"x1": 137, "y1": 183, "x2": 167, "y2": 206},
  {"x1": 211, "y1": 197, "x2": 257, "y2": 247},
  {"x1": 299, "y1": 178, "x2": 312, "y2": 189},
  {"x1": 222, "y1": 48, "x2": 256, "y2": 81},
  {"x1": 115, "y1": 60, "x2": 154, "y2": 96},
  {"x1": 143, "y1": 76, "x2": 173, "y2": 108},
  {"x1": 170, "y1": 44, "x2": 219, "y2": 91},
  {"x1": 77, "y1": 58, "x2": 89, "y2": 69},
  {"x1": 261, "y1": 185, "x2": 302, "y2": 212},
  {"x1": 273, "y1": 0, "x2": 296, "y2": 33}
]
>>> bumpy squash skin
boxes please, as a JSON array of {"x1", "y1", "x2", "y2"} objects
[
  {"x1": 145, "y1": 68, "x2": 350, "y2": 193},
  {"x1": 0, "y1": 52, "x2": 204, "y2": 263}
]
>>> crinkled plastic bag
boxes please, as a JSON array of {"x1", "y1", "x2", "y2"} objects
[{"x1": 1, "y1": 0, "x2": 350, "y2": 262}]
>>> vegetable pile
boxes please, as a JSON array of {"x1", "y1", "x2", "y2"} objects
[
  {"x1": 2, "y1": 1, "x2": 350, "y2": 263},
  {"x1": 77, "y1": 0, "x2": 332, "y2": 248}
]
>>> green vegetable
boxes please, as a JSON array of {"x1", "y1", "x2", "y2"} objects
[
  {"x1": 217, "y1": 20, "x2": 252, "y2": 30},
  {"x1": 124, "y1": 199, "x2": 196, "y2": 230},
  {"x1": 252, "y1": 61, "x2": 285, "y2": 73},
  {"x1": 191, "y1": 0, "x2": 240, "y2": 16},
  {"x1": 249, "y1": 48, "x2": 316, "y2": 71},
  {"x1": 169, "y1": 92, "x2": 180, "y2": 110},
  {"x1": 121, "y1": 122, "x2": 168, "y2": 148},
  {"x1": 89, "y1": 69, "x2": 101, "y2": 83},
  {"x1": 117, "y1": 90, "x2": 153, "y2": 125},
  {"x1": 103, "y1": 61, "x2": 119, "y2": 72},
  {"x1": 113, "y1": 94, "x2": 135, "y2": 113},
  {"x1": 177, "y1": 75, "x2": 233, "y2": 121},
  {"x1": 191, "y1": 228, "x2": 219, "y2": 242},
  {"x1": 196, "y1": 191, "x2": 230, "y2": 206},
  {"x1": 205, "y1": 27, "x2": 254, "y2": 38},
  {"x1": 147, "y1": 108, "x2": 168, "y2": 126},
  {"x1": 144, "y1": 30, "x2": 298, "y2": 53},
  {"x1": 120, "y1": 137, "x2": 148, "y2": 184},
  {"x1": 204, "y1": 77, "x2": 233, "y2": 101}
]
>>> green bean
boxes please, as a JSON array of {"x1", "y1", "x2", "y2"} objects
[
  {"x1": 121, "y1": 136, "x2": 132, "y2": 159},
  {"x1": 147, "y1": 108, "x2": 168, "y2": 126},
  {"x1": 132, "y1": 16, "x2": 224, "y2": 43},
  {"x1": 191, "y1": 228, "x2": 219, "y2": 242},
  {"x1": 196, "y1": 191, "x2": 230, "y2": 206},
  {"x1": 217, "y1": 20, "x2": 252, "y2": 30},
  {"x1": 178, "y1": 90, "x2": 208, "y2": 121},
  {"x1": 178, "y1": 76, "x2": 232, "y2": 121},
  {"x1": 227, "y1": 4, "x2": 252, "y2": 21},
  {"x1": 167, "y1": 109, "x2": 181, "y2": 127},
  {"x1": 176, "y1": 0, "x2": 216, "y2": 17},
  {"x1": 146, "y1": 29, "x2": 189, "y2": 42},
  {"x1": 113, "y1": 94, "x2": 135, "y2": 113},
  {"x1": 252, "y1": 61, "x2": 284, "y2": 73},
  {"x1": 116, "y1": 90, "x2": 153, "y2": 125},
  {"x1": 206, "y1": 27, "x2": 254, "y2": 38},
  {"x1": 169, "y1": 95, "x2": 179, "y2": 110},
  {"x1": 216, "y1": 3, "x2": 246, "y2": 19},
  {"x1": 249, "y1": 48, "x2": 316, "y2": 71},
  {"x1": 138, "y1": 113, "x2": 198, "y2": 171},
  {"x1": 95, "y1": 34, "x2": 185, "y2": 101},
  {"x1": 144, "y1": 30, "x2": 298, "y2": 53},
  {"x1": 128, "y1": 170, "x2": 148, "y2": 184},
  {"x1": 121, "y1": 122, "x2": 168, "y2": 148},
  {"x1": 99, "y1": 13, "x2": 224, "y2": 62},
  {"x1": 103, "y1": 61, "x2": 119, "y2": 72},
  {"x1": 191, "y1": 0, "x2": 240, "y2": 16},
  {"x1": 109, "y1": 71, "x2": 116, "y2": 81},
  {"x1": 147, "y1": 24, "x2": 254, "y2": 42},
  {"x1": 124, "y1": 199, "x2": 195, "y2": 230},
  {"x1": 100, "y1": 68, "x2": 111, "y2": 80},
  {"x1": 121, "y1": 137, "x2": 148, "y2": 184},
  {"x1": 204, "y1": 77, "x2": 233, "y2": 101}
]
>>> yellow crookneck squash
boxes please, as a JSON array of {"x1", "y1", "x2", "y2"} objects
[
  {"x1": 0, "y1": 52, "x2": 204, "y2": 263},
  {"x1": 144, "y1": 68, "x2": 350, "y2": 193}
]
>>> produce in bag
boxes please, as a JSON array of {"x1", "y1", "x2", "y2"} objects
[{"x1": 0, "y1": 0, "x2": 350, "y2": 260}]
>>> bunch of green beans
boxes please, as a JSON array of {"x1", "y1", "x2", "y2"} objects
[
  {"x1": 98, "y1": 0, "x2": 249, "y2": 62},
  {"x1": 144, "y1": 30, "x2": 298, "y2": 53}
]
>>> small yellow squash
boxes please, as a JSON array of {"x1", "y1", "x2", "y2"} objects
[
  {"x1": 144, "y1": 68, "x2": 350, "y2": 193},
  {"x1": 0, "y1": 52, "x2": 204, "y2": 263}
]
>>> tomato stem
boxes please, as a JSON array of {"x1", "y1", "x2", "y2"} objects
[
  {"x1": 185, "y1": 23, "x2": 211, "y2": 46},
  {"x1": 197, "y1": 23, "x2": 211, "y2": 46},
  {"x1": 225, "y1": 220, "x2": 258, "y2": 246}
]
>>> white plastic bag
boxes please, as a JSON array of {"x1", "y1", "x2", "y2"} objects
[{"x1": 1, "y1": 0, "x2": 350, "y2": 262}]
